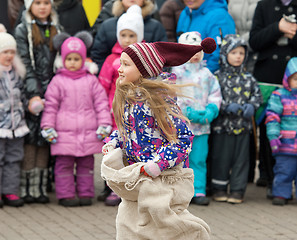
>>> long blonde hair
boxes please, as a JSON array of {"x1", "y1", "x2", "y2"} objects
[{"x1": 113, "y1": 77, "x2": 189, "y2": 143}]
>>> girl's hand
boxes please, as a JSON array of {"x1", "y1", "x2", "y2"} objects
[
  {"x1": 279, "y1": 17, "x2": 297, "y2": 36},
  {"x1": 102, "y1": 143, "x2": 115, "y2": 155}
]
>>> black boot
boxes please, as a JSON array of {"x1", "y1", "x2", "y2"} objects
[
  {"x1": 34, "y1": 168, "x2": 50, "y2": 203},
  {"x1": 20, "y1": 170, "x2": 35, "y2": 203}
]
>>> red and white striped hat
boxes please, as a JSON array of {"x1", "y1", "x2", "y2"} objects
[{"x1": 123, "y1": 38, "x2": 216, "y2": 78}]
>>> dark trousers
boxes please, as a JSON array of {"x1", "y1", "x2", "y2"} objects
[{"x1": 211, "y1": 132, "x2": 249, "y2": 195}]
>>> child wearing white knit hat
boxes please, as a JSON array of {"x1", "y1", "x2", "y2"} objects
[
  {"x1": 0, "y1": 30, "x2": 29, "y2": 208},
  {"x1": 98, "y1": 5, "x2": 144, "y2": 206}
]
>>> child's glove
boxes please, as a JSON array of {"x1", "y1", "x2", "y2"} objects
[
  {"x1": 199, "y1": 103, "x2": 218, "y2": 124},
  {"x1": 226, "y1": 103, "x2": 242, "y2": 115},
  {"x1": 140, "y1": 162, "x2": 161, "y2": 178},
  {"x1": 186, "y1": 107, "x2": 206, "y2": 123},
  {"x1": 96, "y1": 125, "x2": 112, "y2": 140},
  {"x1": 242, "y1": 103, "x2": 255, "y2": 119},
  {"x1": 28, "y1": 97, "x2": 44, "y2": 116},
  {"x1": 41, "y1": 128, "x2": 58, "y2": 143},
  {"x1": 270, "y1": 139, "x2": 281, "y2": 153},
  {"x1": 102, "y1": 142, "x2": 115, "y2": 155}
]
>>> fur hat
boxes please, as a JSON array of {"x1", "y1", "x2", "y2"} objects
[
  {"x1": 123, "y1": 38, "x2": 216, "y2": 78},
  {"x1": 24, "y1": 0, "x2": 53, "y2": 10},
  {"x1": 0, "y1": 32, "x2": 17, "y2": 53},
  {"x1": 117, "y1": 5, "x2": 144, "y2": 43},
  {"x1": 53, "y1": 31, "x2": 93, "y2": 67}
]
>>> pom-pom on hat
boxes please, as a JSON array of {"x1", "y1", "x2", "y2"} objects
[
  {"x1": 117, "y1": 5, "x2": 144, "y2": 43},
  {"x1": 0, "y1": 32, "x2": 17, "y2": 53},
  {"x1": 24, "y1": 0, "x2": 53, "y2": 10},
  {"x1": 123, "y1": 38, "x2": 216, "y2": 78}
]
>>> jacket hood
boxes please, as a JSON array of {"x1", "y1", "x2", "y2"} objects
[
  {"x1": 0, "y1": 54, "x2": 26, "y2": 79},
  {"x1": 186, "y1": 0, "x2": 228, "y2": 15},
  {"x1": 112, "y1": 41, "x2": 124, "y2": 55},
  {"x1": 112, "y1": 0, "x2": 155, "y2": 19},
  {"x1": 283, "y1": 57, "x2": 297, "y2": 91},
  {"x1": 219, "y1": 34, "x2": 248, "y2": 73}
]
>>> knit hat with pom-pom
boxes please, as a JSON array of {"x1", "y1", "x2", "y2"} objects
[{"x1": 123, "y1": 38, "x2": 216, "y2": 78}]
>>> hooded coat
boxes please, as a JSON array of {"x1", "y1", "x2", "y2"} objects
[
  {"x1": 176, "y1": 0, "x2": 236, "y2": 73},
  {"x1": 212, "y1": 34, "x2": 262, "y2": 135},
  {"x1": 41, "y1": 61, "x2": 112, "y2": 156},
  {"x1": 14, "y1": 5, "x2": 61, "y2": 146},
  {"x1": 266, "y1": 57, "x2": 297, "y2": 156}
]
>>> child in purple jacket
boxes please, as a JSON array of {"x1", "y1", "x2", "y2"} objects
[{"x1": 41, "y1": 31, "x2": 112, "y2": 207}]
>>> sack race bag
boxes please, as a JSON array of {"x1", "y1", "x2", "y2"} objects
[{"x1": 101, "y1": 148, "x2": 211, "y2": 240}]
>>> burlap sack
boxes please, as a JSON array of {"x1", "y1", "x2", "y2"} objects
[{"x1": 101, "y1": 148, "x2": 211, "y2": 240}]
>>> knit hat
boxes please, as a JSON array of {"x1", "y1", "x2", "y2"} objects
[
  {"x1": 24, "y1": 0, "x2": 53, "y2": 10},
  {"x1": 123, "y1": 38, "x2": 216, "y2": 78},
  {"x1": 117, "y1": 5, "x2": 144, "y2": 43},
  {"x1": 0, "y1": 32, "x2": 17, "y2": 53},
  {"x1": 61, "y1": 37, "x2": 87, "y2": 64}
]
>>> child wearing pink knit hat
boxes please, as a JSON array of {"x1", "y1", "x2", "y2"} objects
[
  {"x1": 101, "y1": 38, "x2": 216, "y2": 238},
  {"x1": 41, "y1": 31, "x2": 112, "y2": 207}
]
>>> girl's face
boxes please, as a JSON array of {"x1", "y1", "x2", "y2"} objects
[
  {"x1": 122, "y1": 0, "x2": 144, "y2": 11},
  {"x1": 189, "y1": 51, "x2": 203, "y2": 63},
  {"x1": 183, "y1": 0, "x2": 205, "y2": 10},
  {"x1": 118, "y1": 52, "x2": 141, "y2": 84},
  {"x1": 31, "y1": 0, "x2": 52, "y2": 22},
  {"x1": 227, "y1": 46, "x2": 245, "y2": 67},
  {"x1": 119, "y1": 29, "x2": 138, "y2": 49},
  {"x1": 0, "y1": 50, "x2": 16, "y2": 67},
  {"x1": 288, "y1": 72, "x2": 297, "y2": 89},
  {"x1": 64, "y1": 53, "x2": 83, "y2": 71}
]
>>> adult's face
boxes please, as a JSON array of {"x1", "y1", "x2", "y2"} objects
[
  {"x1": 184, "y1": 0, "x2": 205, "y2": 10},
  {"x1": 122, "y1": 0, "x2": 145, "y2": 11}
]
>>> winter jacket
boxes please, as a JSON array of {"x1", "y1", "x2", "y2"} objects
[
  {"x1": 41, "y1": 63, "x2": 112, "y2": 157},
  {"x1": 0, "y1": 57, "x2": 29, "y2": 139},
  {"x1": 56, "y1": 0, "x2": 90, "y2": 36},
  {"x1": 249, "y1": 0, "x2": 297, "y2": 85},
  {"x1": 266, "y1": 57, "x2": 297, "y2": 156},
  {"x1": 91, "y1": 0, "x2": 161, "y2": 36},
  {"x1": 14, "y1": 8, "x2": 60, "y2": 146},
  {"x1": 90, "y1": 0, "x2": 167, "y2": 72},
  {"x1": 159, "y1": 0, "x2": 185, "y2": 42},
  {"x1": 98, "y1": 41, "x2": 122, "y2": 131},
  {"x1": 173, "y1": 61, "x2": 222, "y2": 136},
  {"x1": 105, "y1": 79, "x2": 194, "y2": 174},
  {"x1": 176, "y1": 0, "x2": 236, "y2": 73},
  {"x1": 212, "y1": 34, "x2": 262, "y2": 135}
]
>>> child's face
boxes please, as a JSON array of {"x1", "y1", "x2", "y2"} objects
[
  {"x1": 227, "y1": 46, "x2": 245, "y2": 67},
  {"x1": 118, "y1": 52, "x2": 141, "y2": 84},
  {"x1": 288, "y1": 72, "x2": 297, "y2": 89},
  {"x1": 184, "y1": 0, "x2": 205, "y2": 9},
  {"x1": 119, "y1": 29, "x2": 138, "y2": 49},
  {"x1": 31, "y1": 0, "x2": 52, "y2": 22},
  {"x1": 122, "y1": 0, "x2": 144, "y2": 10},
  {"x1": 189, "y1": 52, "x2": 203, "y2": 63},
  {"x1": 0, "y1": 50, "x2": 16, "y2": 67},
  {"x1": 64, "y1": 53, "x2": 83, "y2": 71}
]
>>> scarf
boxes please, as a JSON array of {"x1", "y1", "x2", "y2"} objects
[
  {"x1": 281, "y1": 0, "x2": 292, "y2": 6},
  {"x1": 57, "y1": 67, "x2": 88, "y2": 79}
]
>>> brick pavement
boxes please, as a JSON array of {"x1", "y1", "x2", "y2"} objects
[{"x1": 0, "y1": 154, "x2": 297, "y2": 240}]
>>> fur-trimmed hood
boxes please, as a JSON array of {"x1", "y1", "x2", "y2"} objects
[
  {"x1": 112, "y1": 0, "x2": 155, "y2": 19},
  {"x1": 54, "y1": 55, "x2": 98, "y2": 75},
  {"x1": 0, "y1": 55, "x2": 26, "y2": 79}
]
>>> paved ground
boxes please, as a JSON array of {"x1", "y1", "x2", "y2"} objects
[{"x1": 0, "y1": 154, "x2": 297, "y2": 240}]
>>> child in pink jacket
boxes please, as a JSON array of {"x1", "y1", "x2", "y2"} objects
[{"x1": 41, "y1": 31, "x2": 112, "y2": 207}]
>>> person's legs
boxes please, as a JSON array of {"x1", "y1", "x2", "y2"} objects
[
  {"x1": 189, "y1": 135, "x2": 209, "y2": 205},
  {"x1": 76, "y1": 155, "x2": 95, "y2": 199}
]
